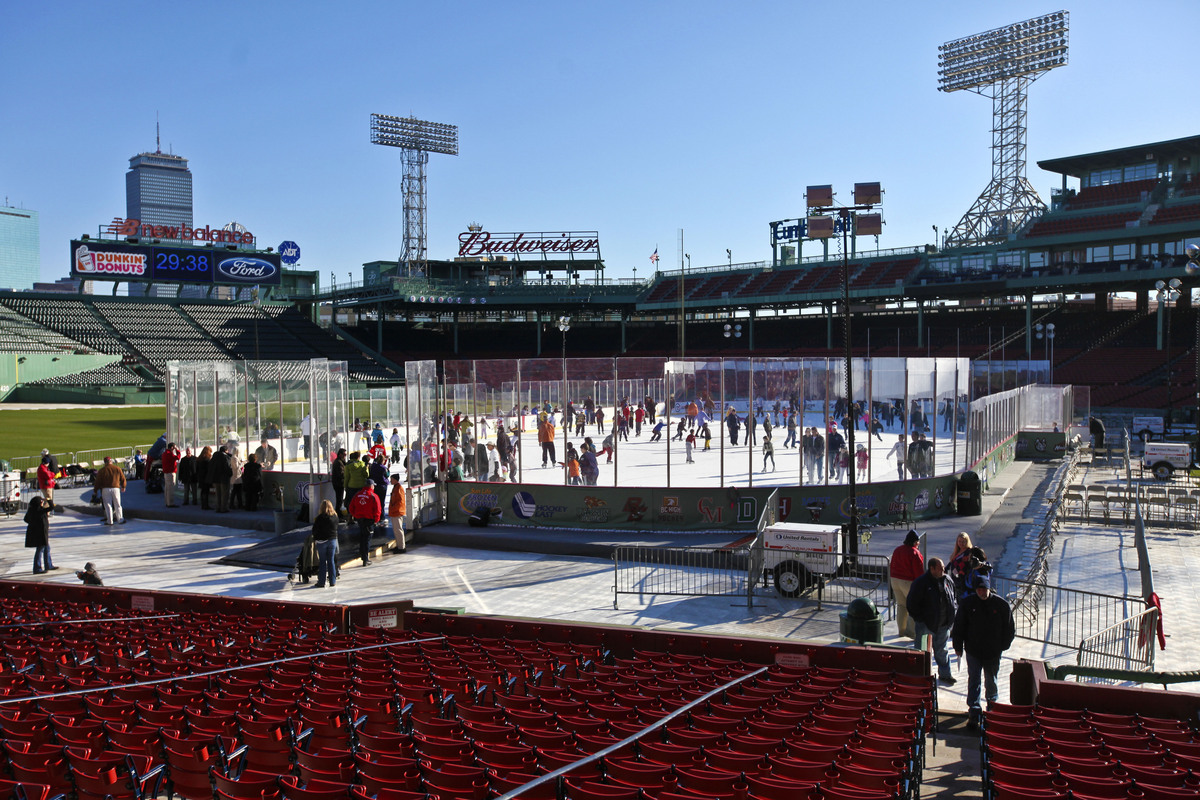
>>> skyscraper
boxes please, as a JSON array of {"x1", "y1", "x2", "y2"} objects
[
  {"x1": 0, "y1": 203, "x2": 40, "y2": 291},
  {"x1": 126, "y1": 150, "x2": 192, "y2": 231},
  {"x1": 126, "y1": 133, "x2": 193, "y2": 296}
]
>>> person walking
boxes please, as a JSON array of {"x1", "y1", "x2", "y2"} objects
[
  {"x1": 94, "y1": 456, "x2": 127, "y2": 525},
  {"x1": 387, "y1": 473, "x2": 408, "y2": 553},
  {"x1": 179, "y1": 448, "x2": 198, "y2": 506},
  {"x1": 906, "y1": 557, "x2": 958, "y2": 685},
  {"x1": 784, "y1": 414, "x2": 798, "y2": 449},
  {"x1": 312, "y1": 499, "x2": 340, "y2": 588},
  {"x1": 25, "y1": 496, "x2": 55, "y2": 574},
  {"x1": 889, "y1": 530, "x2": 925, "y2": 639},
  {"x1": 952, "y1": 573, "x2": 1016, "y2": 730},
  {"x1": 348, "y1": 481, "x2": 382, "y2": 566},
  {"x1": 161, "y1": 442, "x2": 180, "y2": 507}
]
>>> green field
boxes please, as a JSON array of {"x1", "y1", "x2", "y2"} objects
[{"x1": 0, "y1": 406, "x2": 165, "y2": 464}]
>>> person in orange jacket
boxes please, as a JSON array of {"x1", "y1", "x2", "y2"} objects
[{"x1": 387, "y1": 473, "x2": 408, "y2": 553}]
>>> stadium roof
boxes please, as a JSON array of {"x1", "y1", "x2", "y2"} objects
[{"x1": 1037, "y1": 134, "x2": 1200, "y2": 177}]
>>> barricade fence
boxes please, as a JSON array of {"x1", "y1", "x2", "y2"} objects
[
  {"x1": 1076, "y1": 606, "x2": 1159, "y2": 675},
  {"x1": 612, "y1": 541, "x2": 893, "y2": 617},
  {"x1": 992, "y1": 574, "x2": 1141, "y2": 653}
]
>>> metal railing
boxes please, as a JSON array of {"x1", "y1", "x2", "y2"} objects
[
  {"x1": 1076, "y1": 606, "x2": 1159, "y2": 673},
  {"x1": 992, "y1": 574, "x2": 1141, "y2": 652},
  {"x1": 612, "y1": 545, "x2": 754, "y2": 610},
  {"x1": 612, "y1": 538, "x2": 893, "y2": 617}
]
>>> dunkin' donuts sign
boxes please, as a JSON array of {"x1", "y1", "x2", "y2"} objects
[{"x1": 74, "y1": 244, "x2": 147, "y2": 276}]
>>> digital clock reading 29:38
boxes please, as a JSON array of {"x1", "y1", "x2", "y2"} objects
[{"x1": 150, "y1": 247, "x2": 215, "y2": 282}]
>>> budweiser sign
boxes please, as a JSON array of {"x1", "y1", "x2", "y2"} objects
[
  {"x1": 104, "y1": 217, "x2": 255, "y2": 245},
  {"x1": 457, "y1": 230, "x2": 600, "y2": 258}
]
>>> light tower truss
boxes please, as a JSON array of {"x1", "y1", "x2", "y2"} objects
[
  {"x1": 938, "y1": 11, "x2": 1068, "y2": 248},
  {"x1": 370, "y1": 114, "x2": 459, "y2": 277}
]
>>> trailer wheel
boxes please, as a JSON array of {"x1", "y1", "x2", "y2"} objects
[
  {"x1": 774, "y1": 561, "x2": 813, "y2": 598},
  {"x1": 1139, "y1": 428, "x2": 1155, "y2": 443},
  {"x1": 1152, "y1": 461, "x2": 1174, "y2": 481}
]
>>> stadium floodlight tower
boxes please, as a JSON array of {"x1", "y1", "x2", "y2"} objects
[
  {"x1": 370, "y1": 114, "x2": 459, "y2": 277},
  {"x1": 938, "y1": 11, "x2": 1068, "y2": 248}
]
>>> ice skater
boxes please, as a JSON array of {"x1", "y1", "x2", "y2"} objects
[
  {"x1": 855, "y1": 443, "x2": 869, "y2": 481},
  {"x1": 685, "y1": 430, "x2": 696, "y2": 463},
  {"x1": 649, "y1": 419, "x2": 665, "y2": 442},
  {"x1": 762, "y1": 436, "x2": 775, "y2": 472}
]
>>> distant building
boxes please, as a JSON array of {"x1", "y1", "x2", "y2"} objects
[
  {"x1": 126, "y1": 146, "x2": 194, "y2": 298},
  {"x1": 0, "y1": 204, "x2": 39, "y2": 291}
]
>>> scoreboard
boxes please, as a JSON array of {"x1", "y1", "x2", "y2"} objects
[{"x1": 71, "y1": 240, "x2": 282, "y2": 286}]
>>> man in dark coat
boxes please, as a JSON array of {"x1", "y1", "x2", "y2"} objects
[
  {"x1": 331, "y1": 449, "x2": 347, "y2": 516},
  {"x1": 207, "y1": 445, "x2": 234, "y2": 513},
  {"x1": 906, "y1": 557, "x2": 958, "y2": 685},
  {"x1": 952, "y1": 573, "x2": 1016, "y2": 729},
  {"x1": 178, "y1": 448, "x2": 198, "y2": 506}
]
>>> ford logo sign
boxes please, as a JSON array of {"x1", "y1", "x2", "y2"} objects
[{"x1": 216, "y1": 256, "x2": 278, "y2": 282}]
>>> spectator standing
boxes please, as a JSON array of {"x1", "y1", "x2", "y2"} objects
[
  {"x1": 388, "y1": 473, "x2": 408, "y2": 553},
  {"x1": 242, "y1": 453, "x2": 263, "y2": 512},
  {"x1": 344, "y1": 452, "x2": 368, "y2": 500},
  {"x1": 952, "y1": 573, "x2": 1016, "y2": 730},
  {"x1": 161, "y1": 442, "x2": 181, "y2": 507},
  {"x1": 41, "y1": 449, "x2": 60, "y2": 475},
  {"x1": 348, "y1": 482, "x2": 382, "y2": 566},
  {"x1": 1090, "y1": 415, "x2": 1106, "y2": 448},
  {"x1": 254, "y1": 438, "x2": 278, "y2": 470},
  {"x1": 331, "y1": 449, "x2": 347, "y2": 516},
  {"x1": 301, "y1": 413, "x2": 312, "y2": 456},
  {"x1": 485, "y1": 442, "x2": 501, "y2": 481},
  {"x1": 37, "y1": 456, "x2": 56, "y2": 507},
  {"x1": 905, "y1": 557, "x2": 958, "y2": 685},
  {"x1": 369, "y1": 457, "x2": 388, "y2": 507},
  {"x1": 197, "y1": 447, "x2": 213, "y2": 510},
  {"x1": 209, "y1": 445, "x2": 233, "y2": 513},
  {"x1": 947, "y1": 532, "x2": 974, "y2": 597},
  {"x1": 94, "y1": 456, "x2": 127, "y2": 525},
  {"x1": 179, "y1": 448, "x2": 198, "y2": 506},
  {"x1": 889, "y1": 530, "x2": 925, "y2": 639},
  {"x1": 312, "y1": 499, "x2": 339, "y2": 588},
  {"x1": 132, "y1": 449, "x2": 146, "y2": 480},
  {"x1": 228, "y1": 446, "x2": 244, "y2": 510},
  {"x1": 25, "y1": 496, "x2": 55, "y2": 574}
]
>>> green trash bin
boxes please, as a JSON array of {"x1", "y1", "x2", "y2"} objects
[
  {"x1": 957, "y1": 470, "x2": 982, "y2": 516},
  {"x1": 840, "y1": 597, "x2": 883, "y2": 644}
]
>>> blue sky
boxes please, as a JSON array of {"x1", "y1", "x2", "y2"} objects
[{"x1": 3, "y1": 0, "x2": 1198, "y2": 285}]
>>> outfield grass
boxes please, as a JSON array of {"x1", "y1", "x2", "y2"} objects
[{"x1": 0, "y1": 406, "x2": 165, "y2": 463}]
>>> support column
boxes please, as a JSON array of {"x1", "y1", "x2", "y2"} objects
[
  {"x1": 377, "y1": 304, "x2": 384, "y2": 354},
  {"x1": 1026, "y1": 295, "x2": 1034, "y2": 355},
  {"x1": 535, "y1": 311, "x2": 542, "y2": 357},
  {"x1": 916, "y1": 301, "x2": 925, "y2": 350},
  {"x1": 748, "y1": 309, "x2": 755, "y2": 350},
  {"x1": 826, "y1": 304, "x2": 834, "y2": 349}
]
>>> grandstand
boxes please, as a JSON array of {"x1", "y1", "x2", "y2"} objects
[{"x1": 0, "y1": 295, "x2": 401, "y2": 400}]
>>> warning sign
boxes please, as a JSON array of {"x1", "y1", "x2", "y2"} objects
[{"x1": 367, "y1": 607, "x2": 398, "y2": 629}]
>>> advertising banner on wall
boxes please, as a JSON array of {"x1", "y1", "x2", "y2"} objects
[{"x1": 446, "y1": 476, "x2": 958, "y2": 533}]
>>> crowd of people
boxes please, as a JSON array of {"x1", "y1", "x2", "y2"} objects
[{"x1": 892, "y1": 530, "x2": 1015, "y2": 731}]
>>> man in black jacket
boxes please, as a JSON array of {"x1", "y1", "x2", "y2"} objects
[
  {"x1": 331, "y1": 449, "x2": 347, "y2": 517},
  {"x1": 906, "y1": 557, "x2": 958, "y2": 686},
  {"x1": 952, "y1": 573, "x2": 1016, "y2": 729}
]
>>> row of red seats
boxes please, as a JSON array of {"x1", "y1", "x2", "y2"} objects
[{"x1": 983, "y1": 704, "x2": 1200, "y2": 800}]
